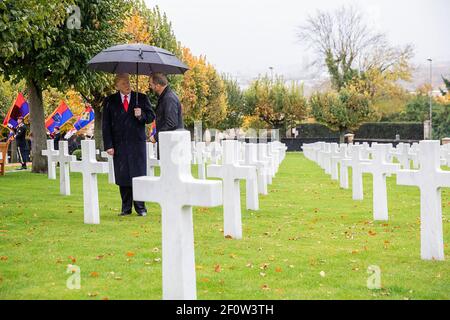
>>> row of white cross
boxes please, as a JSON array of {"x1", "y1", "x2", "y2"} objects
[
  {"x1": 303, "y1": 140, "x2": 450, "y2": 262},
  {"x1": 40, "y1": 131, "x2": 288, "y2": 300}
]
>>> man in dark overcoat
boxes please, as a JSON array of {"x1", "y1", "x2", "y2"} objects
[
  {"x1": 149, "y1": 72, "x2": 184, "y2": 142},
  {"x1": 102, "y1": 73, "x2": 155, "y2": 216}
]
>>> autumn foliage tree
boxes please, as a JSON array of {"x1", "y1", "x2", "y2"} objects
[
  {"x1": 244, "y1": 76, "x2": 308, "y2": 132},
  {"x1": 310, "y1": 86, "x2": 373, "y2": 141},
  {"x1": 179, "y1": 47, "x2": 227, "y2": 128}
]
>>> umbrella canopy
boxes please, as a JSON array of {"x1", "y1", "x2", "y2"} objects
[{"x1": 87, "y1": 43, "x2": 188, "y2": 75}]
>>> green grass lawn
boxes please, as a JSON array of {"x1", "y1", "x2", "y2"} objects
[{"x1": 0, "y1": 153, "x2": 449, "y2": 300}]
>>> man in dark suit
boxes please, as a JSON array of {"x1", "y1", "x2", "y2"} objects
[
  {"x1": 149, "y1": 73, "x2": 184, "y2": 146},
  {"x1": 14, "y1": 117, "x2": 29, "y2": 170},
  {"x1": 102, "y1": 73, "x2": 155, "y2": 217}
]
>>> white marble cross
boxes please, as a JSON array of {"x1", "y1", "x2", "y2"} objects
[
  {"x1": 361, "y1": 144, "x2": 400, "y2": 220},
  {"x1": 393, "y1": 143, "x2": 411, "y2": 169},
  {"x1": 195, "y1": 142, "x2": 206, "y2": 179},
  {"x1": 409, "y1": 143, "x2": 420, "y2": 169},
  {"x1": 41, "y1": 140, "x2": 59, "y2": 180},
  {"x1": 70, "y1": 140, "x2": 108, "y2": 224},
  {"x1": 210, "y1": 141, "x2": 222, "y2": 165},
  {"x1": 329, "y1": 143, "x2": 340, "y2": 180},
  {"x1": 266, "y1": 143, "x2": 279, "y2": 175},
  {"x1": 191, "y1": 141, "x2": 197, "y2": 165},
  {"x1": 57, "y1": 141, "x2": 76, "y2": 195},
  {"x1": 397, "y1": 140, "x2": 450, "y2": 260},
  {"x1": 241, "y1": 143, "x2": 261, "y2": 210},
  {"x1": 207, "y1": 140, "x2": 257, "y2": 239},
  {"x1": 322, "y1": 143, "x2": 332, "y2": 175},
  {"x1": 245, "y1": 143, "x2": 269, "y2": 195},
  {"x1": 100, "y1": 151, "x2": 115, "y2": 184},
  {"x1": 146, "y1": 142, "x2": 159, "y2": 177},
  {"x1": 258, "y1": 143, "x2": 273, "y2": 185},
  {"x1": 133, "y1": 131, "x2": 222, "y2": 300},
  {"x1": 273, "y1": 141, "x2": 287, "y2": 163},
  {"x1": 338, "y1": 144, "x2": 350, "y2": 189},
  {"x1": 342, "y1": 145, "x2": 369, "y2": 200}
]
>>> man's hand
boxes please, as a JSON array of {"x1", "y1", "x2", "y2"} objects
[
  {"x1": 134, "y1": 107, "x2": 142, "y2": 118},
  {"x1": 150, "y1": 136, "x2": 156, "y2": 144},
  {"x1": 106, "y1": 148, "x2": 114, "y2": 156}
]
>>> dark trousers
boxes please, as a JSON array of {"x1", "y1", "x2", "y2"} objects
[
  {"x1": 119, "y1": 186, "x2": 146, "y2": 213},
  {"x1": 17, "y1": 146, "x2": 29, "y2": 167}
]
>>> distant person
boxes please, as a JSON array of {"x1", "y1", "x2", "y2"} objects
[
  {"x1": 52, "y1": 126, "x2": 61, "y2": 150},
  {"x1": 102, "y1": 73, "x2": 155, "y2": 217},
  {"x1": 14, "y1": 117, "x2": 29, "y2": 170},
  {"x1": 68, "y1": 135, "x2": 78, "y2": 154},
  {"x1": 149, "y1": 73, "x2": 184, "y2": 145}
]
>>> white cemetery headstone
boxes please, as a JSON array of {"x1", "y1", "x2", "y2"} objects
[
  {"x1": 242, "y1": 143, "x2": 260, "y2": 210},
  {"x1": 393, "y1": 143, "x2": 411, "y2": 169},
  {"x1": 210, "y1": 141, "x2": 222, "y2": 165},
  {"x1": 329, "y1": 143, "x2": 340, "y2": 180},
  {"x1": 397, "y1": 140, "x2": 450, "y2": 260},
  {"x1": 58, "y1": 141, "x2": 76, "y2": 195},
  {"x1": 207, "y1": 140, "x2": 257, "y2": 239},
  {"x1": 100, "y1": 151, "x2": 115, "y2": 184},
  {"x1": 42, "y1": 139, "x2": 59, "y2": 180},
  {"x1": 146, "y1": 142, "x2": 159, "y2": 177},
  {"x1": 191, "y1": 141, "x2": 197, "y2": 164},
  {"x1": 361, "y1": 144, "x2": 400, "y2": 220},
  {"x1": 266, "y1": 143, "x2": 279, "y2": 175},
  {"x1": 338, "y1": 144, "x2": 350, "y2": 189},
  {"x1": 245, "y1": 143, "x2": 269, "y2": 195},
  {"x1": 258, "y1": 143, "x2": 273, "y2": 184},
  {"x1": 342, "y1": 145, "x2": 369, "y2": 200},
  {"x1": 196, "y1": 142, "x2": 206, "y2": 179},
  {"x1": 133, "y1": 131, "x2": 222, "y2": 300},
  {"x1": 322, "y1": 143, "x2": 332, "y2": 175},
  {"x1": 70, "y1": 140, "x2": 108, "y2": 224}
]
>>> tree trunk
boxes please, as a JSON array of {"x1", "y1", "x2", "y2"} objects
[
  {"x1": 27, "y1": 78, "x2": 47, "y2": 173},
  {"x1": 93, "y1": 104, "x2": 103, "y2": 152}
]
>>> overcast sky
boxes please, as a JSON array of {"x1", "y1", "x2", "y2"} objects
[{"x1": 145, "y1": 0, "x2": 449, "y2": 80}]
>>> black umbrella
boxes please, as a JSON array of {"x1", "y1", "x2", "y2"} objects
[{"x1": 87, "y1": 43, "x2": 189, "y2": 104}]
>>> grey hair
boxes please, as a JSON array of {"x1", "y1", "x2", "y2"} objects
[{"x1": 150, "y1": 73, "x2": 168, "y2": 86}]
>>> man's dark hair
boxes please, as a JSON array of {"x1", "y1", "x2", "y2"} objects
[{"x1": 151, "y1": 73, "x2": 168, "y2": 86}]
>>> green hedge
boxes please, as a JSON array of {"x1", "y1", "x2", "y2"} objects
[
  {"x1": 296, "y1": 123, "x2": 339, "y2": 138},
  {"x1": 296, "y1": 122, "x2": 423, "y2": 140},
  {"x1": 356, "y1": 122, "x2": 423, "y2": 140}
]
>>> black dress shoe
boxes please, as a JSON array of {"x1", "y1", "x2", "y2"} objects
[
  {"x1": 137, "y1": 211, "x2": 147, "y2": 217},
  {"x1": 118, "y1": 211, "x2": 132, "y2": 216}
]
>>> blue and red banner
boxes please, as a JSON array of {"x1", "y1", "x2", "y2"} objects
[
  {"x1": 73, "y1": 105, "x2": 95, "y2": 131},
  {"x1": 45, "y1": 101, "x2": 73, "y2": 134},
  {"x1": 2, "y1": 92, "x2": 29, "y2": 130},
  {"x1": 149, "y1": 120, "x2": 156, "y2": 138}
]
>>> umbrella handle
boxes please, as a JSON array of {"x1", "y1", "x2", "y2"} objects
[{"x1": 136, "y1": 62, "x2": 139, "y2": 106}]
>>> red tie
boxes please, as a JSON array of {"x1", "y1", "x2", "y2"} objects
[{"x1": 123, "y1": 94, "x2": 129, "y2": 112}]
